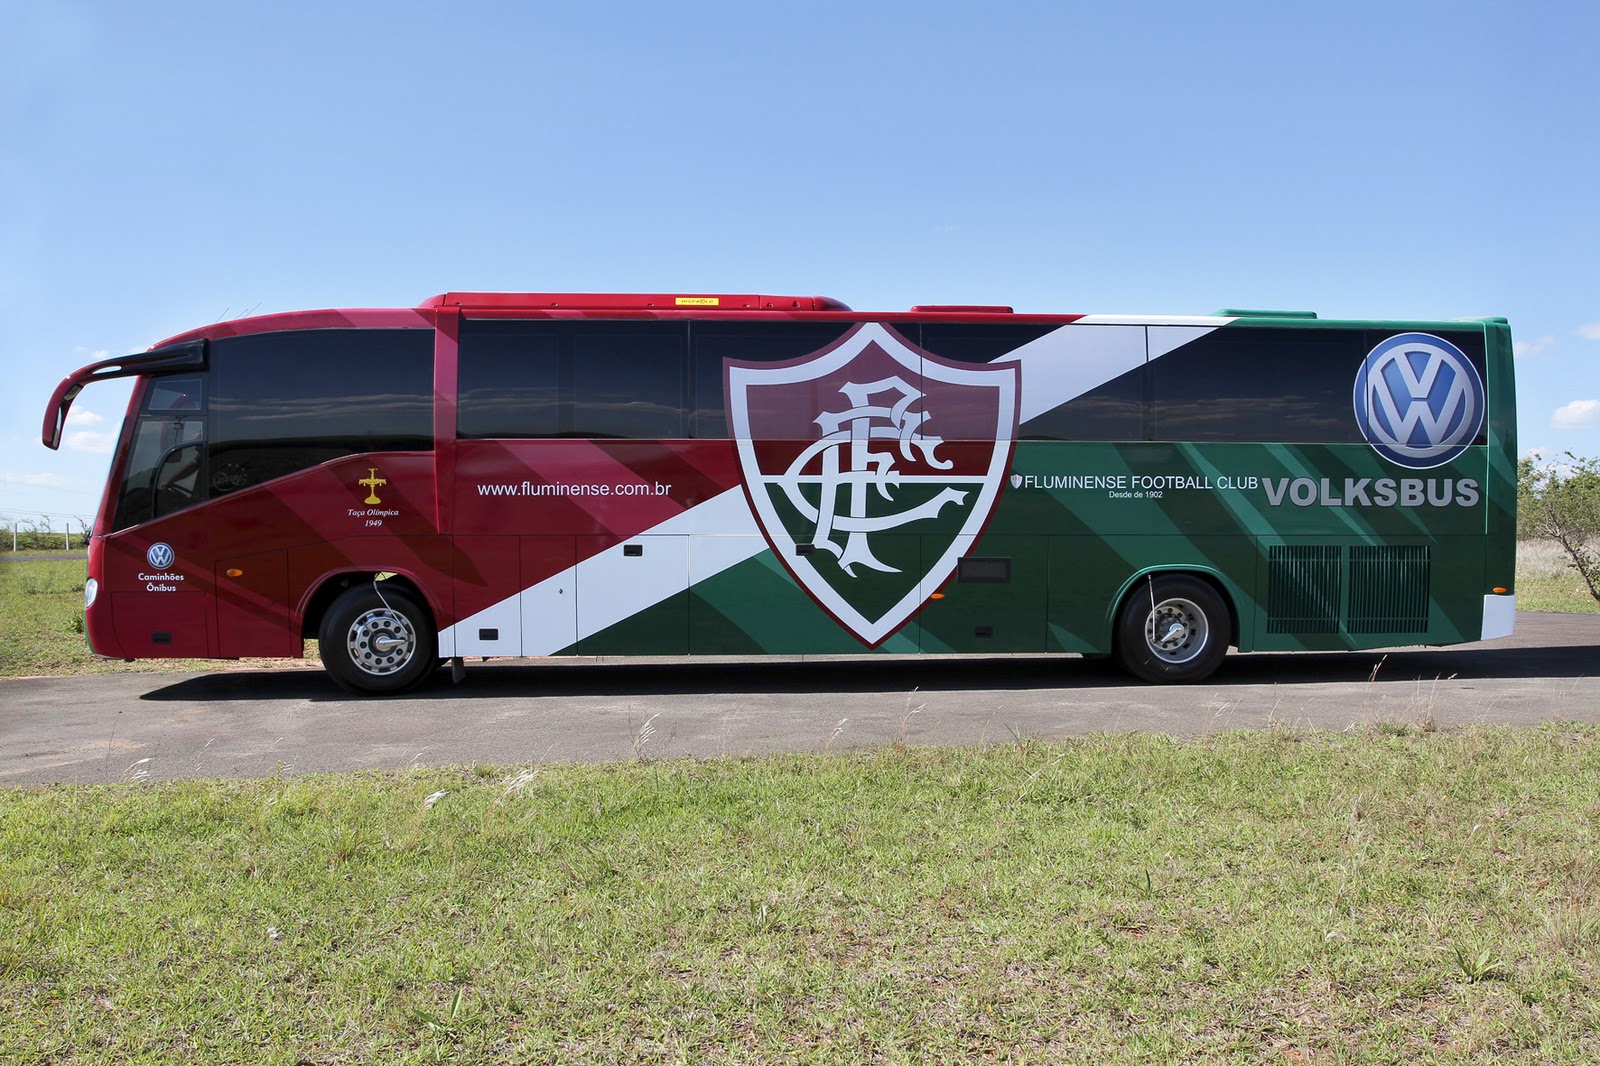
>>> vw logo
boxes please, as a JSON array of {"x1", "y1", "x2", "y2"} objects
[
  {"x1": 1353, "y1": 333, "x2": 1484, "y2": 469},
  {"x1": 146, "y1": 542, "x2": 176, "y2": 569}
]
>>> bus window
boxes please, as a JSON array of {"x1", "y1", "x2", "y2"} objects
[
  {"x1": 570, "y1": 325, "x2": 686, "y2": 439},
  {"x1": 209, "y1": 329, "x2": 433, "y2": 495},
  {"x1": 688, "y1": 322, "x2": 854, "y2": 437},
  {"x1": 457, "y1": 323, "x2": 562, "y2": 438},
  {"x1": 1150, "y1": 328, "x2": 1371, "y2": 443},
  {"x1": 146, "y1": 377, "x2": 202, "y2": 413},
  {"x1": 457, "y1": 320, "x2": 688, "y2": 439},
  {"x1": 919, "y1": 324, "x2": 1145, "y2": 442},
  {"x1": 112, "y1": 374, "x2": 206, "y2": 530}
]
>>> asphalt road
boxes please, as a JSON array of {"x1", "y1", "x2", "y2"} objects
[{"x1": 2, "y1": 612, "x2": 1596, "y2": 786}]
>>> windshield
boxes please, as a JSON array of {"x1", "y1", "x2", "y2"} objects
[{"x1": 111, "y1": 374, "x2": 206, "y2": 531}]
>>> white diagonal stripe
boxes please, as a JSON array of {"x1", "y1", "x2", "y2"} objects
[{"x1": 439, "y1": 487, "x2": 762, "y2": 657}]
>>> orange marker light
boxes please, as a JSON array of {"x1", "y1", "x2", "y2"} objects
[
  {"x1": 930, "y1": 593, "x2": 945, "y2": 600},
  {"x1": 226, "y1": 568, "x2": 244, "y2": 577},
  {"x1": 1492, "y1": 587, "x2": 1507, "y2": 594}
]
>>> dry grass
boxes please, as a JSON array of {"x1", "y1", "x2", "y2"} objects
[{"x1": 1517, "y1": 539, "x2": 1600, "y2": 613}]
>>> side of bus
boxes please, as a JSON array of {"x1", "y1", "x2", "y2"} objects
[{"x1": 66, "y1": 300, "x2": 1516, "y2": 694}]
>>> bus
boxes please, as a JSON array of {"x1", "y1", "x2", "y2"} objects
[{"x1": 42, "y1": 292, "x2": 1517, "y2": 695}]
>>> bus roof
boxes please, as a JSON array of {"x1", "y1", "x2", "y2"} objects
[
  {"x1": 419, "y1": 292, "x2": 855, "y2": 312},
  {"x1": 131, "y1": 295, "x2": 1515, "y2": 360}
]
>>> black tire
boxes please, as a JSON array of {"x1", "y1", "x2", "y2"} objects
[
  {"x1": 1114, "y1": 574, "x2": 1230, "y2": 684},
  {"x1": 318, "y1": 583, "x2": 437, "y2": 695}
]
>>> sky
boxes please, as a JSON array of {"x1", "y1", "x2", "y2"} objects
[{"x1": 3, "y1": 0, "x2": 1597, "y2": 527}]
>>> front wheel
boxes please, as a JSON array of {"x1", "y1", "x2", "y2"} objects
[
  {"x1": 1114, "y1": 575, "x2": 1230, "y2": 684},
  {"x1": 318, "y1": 583, "x2": 437, "y2": 695}
]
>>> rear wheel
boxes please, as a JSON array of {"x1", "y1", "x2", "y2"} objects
[
  {"x1": 318, "y1": 583, "x2": 436, "y2": 695},
  {"x1": 1114, "y1": 575, "x2": 1230, "y2": 684}
]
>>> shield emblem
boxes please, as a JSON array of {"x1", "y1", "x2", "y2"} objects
[{"x1": 726, "y1": 323, "x2": 1020, "y2": 646}]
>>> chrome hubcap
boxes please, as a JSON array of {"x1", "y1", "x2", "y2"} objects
[
  {"x1": 1144, "y1": 597, "x2": 1208, "y2": 664},
  {"x1": 347, "y1": 608, "x2": 416, "y2": 676}
]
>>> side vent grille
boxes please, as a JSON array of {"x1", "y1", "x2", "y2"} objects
[
  {"x1": 1266, "y1": 545, "x2": 1342, "y2": 634},
  {"x1": 1347, "y1": 545, "x2": 1431, "y2": 634}
]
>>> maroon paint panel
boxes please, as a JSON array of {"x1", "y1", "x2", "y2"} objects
[
  {"x1": 452, "y1": 440, "x2": 744, "y2": 543},
  {"x1": 216, "y1": 548, "x2": 294, "y2": 657},
  {"x1": 520, "y1": 537, "x2": 577, "y2": 592},
  {"x1": 72, "y1": 296, "x2": 1087, "y2": 664},
  {"x1": 156, "y1": 308, "x2": 435, "y2": 348},
  {"x1": 96, "y1": 454, "x2": 448, "y2": 658},
  {"x1": 285, "y1": 535, "x2": 454, "y2": 634},
  {"x1": 452, "y1": 535, "x2": 520, "y2": 623},
  {"x1": 111, "y1": 592, "x2": 209, "y2": 658},
  {"x1": 83, "y1": 535, "x2": 118, "y2": 658}
]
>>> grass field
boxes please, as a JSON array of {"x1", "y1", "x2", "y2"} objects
[
  {"x1": 4, "y1": 551, "x2": 1598, "y2": 1061},
  {"x1": 2, "y1": 541, "x2": 1597, "y2": 681},
  {"x1": 3, "y1": 727, "x2": 1599, "y2": 1063}
]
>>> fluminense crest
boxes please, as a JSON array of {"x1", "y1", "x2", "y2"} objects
[{"x1": 726, "y1": 323, "x2": 1019, "y2": 645}]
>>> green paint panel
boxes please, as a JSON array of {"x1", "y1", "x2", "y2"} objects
[
  {"x1": 917, "y1": 534, "x2": 1047, "y2": 652},
  {"x1": 571, "y1": 316, "x2": 1514, "y2": 661},
  {"x1": 689, "y1": 550, "x2": 921, "y2": 654},
  {"x1": 621, "y1": 434, "x2": 1506, "y2": 658},
  {"x1": 1047, "y1": 535, "x2": 1255, "y2": 654},
  {"x1": 1005, "y1": 442, "x2": 1487, "y2": 539},
  {"x1": 577, "y1": 591, "x2": 691, "y2": 656}
]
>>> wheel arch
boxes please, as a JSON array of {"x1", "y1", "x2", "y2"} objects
[
  {"x1": 298, "y1": 569, "x2": 439, "y2": 641},
  {"x1": 1108, "y1": 566, "x2": 1242, "y2": 650}
]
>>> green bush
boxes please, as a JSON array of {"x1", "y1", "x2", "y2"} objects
[{"x1": 1518, "y1": 453, "x2": 1600, "y2": 606}]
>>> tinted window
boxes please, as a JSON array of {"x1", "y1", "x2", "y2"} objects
[
  {"x1": 1151, "y1": 328, "x2": 1370, "y2": 443},
  {"x1": 112, "y1": 374, "x2": 206, "y2": 530},
  {"x1": 919, "y1": 323, "x2": 1051, "y2": 364},
  {"x1": 209, "y1": 330, "x2": 433, "y2": 495},
  {"x1": 1022, "y1": 365, "x2": 1145, "y2": 441},
  {"x1": 458, "y1": 320, "x2": 688, "y2": 439},
  {"x1": 923, "y1": 323, "x2": 1144, "y2": 442},
  {"x1": 571, "y1": 326, "x2": 686, "y2": 438},
  {"x1": 457, "y1": 323, "x2": 560, "y2": 438},
  {"x1": 700, "y1": 321, "x2": 1143, "y2": 441},
  {"x1": 690, "y1": 322, "x2": 852, "y2": 437},
  {"x1": 145, "y1": 377, "x2": 203, "y2": 413}
]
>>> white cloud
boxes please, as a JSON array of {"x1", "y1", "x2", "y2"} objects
[
  {"x1": 1551, "y1": 399, "x2": 1600, "y2": 429},
  {"x1": 64, "y1": 429, "x2": 116, "y2": 454},
  {"x1": 7, "y1": 472, "x2": 69, "y2": 487},
  {"x1": 1514, "y1": 335, "x2": 1556, "y2": 358},
  {"x1": 1575, "y1": 323, "x2": 1600, "y2": 342},
  {"x1": 65, "y1": 407, "x2": 104, "y2": 426}
]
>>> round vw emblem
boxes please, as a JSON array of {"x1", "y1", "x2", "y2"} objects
[
  {"x1": 146, "y1": 542, "x2": 176, "y2": 569},
  {"x1": 1353, "y1": 332, "x2": 1484, "y2": 470}
]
